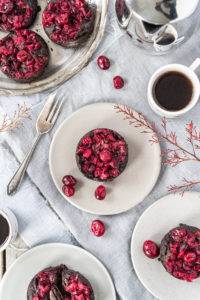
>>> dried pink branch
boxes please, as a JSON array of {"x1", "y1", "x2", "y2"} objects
[
  {"x1": 0, "y1": 103, "x2": 31, "y2": 133},
  {"x1": 114, "y1": 104, "x2": 200, "y2": 195},
  {"x1": 114, "y1": 104, "x2": 159, "y2": 144},
  {"x1": 114, "y1": 104, "x2": 200, "y2": 166},
  {"x1": 168, "y1": 178, "x2": 200, "y2": 196}
]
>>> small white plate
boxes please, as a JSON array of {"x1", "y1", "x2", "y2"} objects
[
  {"x1": 0, "y1": 243, "x2": 116, "y2": 300},
  {"x1": 131, "y1": 192, "x2": 200, "y2": 300},
  {"x1": 49, "y1": 102, "x2": 161, "y2": 215}
]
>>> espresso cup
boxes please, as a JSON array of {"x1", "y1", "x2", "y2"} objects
[
  {"x1": 0, "y1": 208, "x2": 18, "y2": 252},
  {"x1": 147, "y1": 58, "x2": 200, "y2": 118}
]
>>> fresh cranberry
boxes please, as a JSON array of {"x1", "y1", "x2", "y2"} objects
[
  {"x1": 62, "y1": 175, "x2": 77, "y2": 186},
  {"x1": 183, "y1": 251, "x2": 197, "y2": 264},
  {"x1": 113, "y1": 75, "x2": 124, "y2": 89},
  {"x1": 171, "y1": 228, "x2": 187, "y2": 242},
  {"x1": 83, "y1": 149, "x2": 92, "y2": 158},
  {"x1": 99, "y1": 149, "x2": 112, "y2": 162},
  {"x1": 143, "y1": 240, "x2": 160, "y2": 259},
  {"x1": 95, "y1": 185, "x2": 106, "y2": 200},
  {"x1": 97, "y1": 55, "x2": 110, "y2": 70},
  {"x1": 16, "y1": 50, "x2": 28, "y2": 62},
  {"x1": 91, "y1": 220, "x2": 105, "y2": 237},
  {"x1": 62, "y1": 185, "x2": 75, "y2": 197}
]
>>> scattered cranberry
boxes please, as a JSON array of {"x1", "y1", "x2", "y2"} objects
[
  {"x1": 62, "y1": 175, "x2": 77, "y2": 186},
  {"x1": 143, "y1": 240, "x2": 160, "y2": 259},
  {"x1": 91, "y1": 220, "x2": 105, "y2": 237},
  {"x1": 97, "y1": 55, "x2": 110, "y2": 70},
  {"x1": 95, "y1": 185, "x2": 106, "y2": 200},
  {"x1": 113, "y1": 75, "x2": 124, "y2": 89},
  {"x1": 62, "y1": 185, "x2": 75, "y2": 197}
]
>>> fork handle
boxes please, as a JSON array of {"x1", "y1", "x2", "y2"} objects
[{"x1": 7, "y1": 134, "x2": 42, "y2": 195}]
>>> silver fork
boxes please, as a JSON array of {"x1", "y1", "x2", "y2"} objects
[{"x1": 7, "y1": 93, "x2": 63, "y2": 196}]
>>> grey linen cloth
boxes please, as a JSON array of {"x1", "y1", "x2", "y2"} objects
[{"x1": 1, "y1": 2, "x2": 200, "y2": 300}]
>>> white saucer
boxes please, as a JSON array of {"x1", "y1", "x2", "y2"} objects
[
  {"x1": 131, "y1": 192, "x2": 200, "y2": 300},
  {"x1": 49, "y1": 102, "x2": 161, "y2": 215},
  {"x1": 0, "y1": 243, "x2": 116, "y2": 300}
]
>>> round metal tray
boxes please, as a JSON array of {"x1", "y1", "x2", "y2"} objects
[{"x1": 0, "y1": 0, "x2": 108, "y2": 95}]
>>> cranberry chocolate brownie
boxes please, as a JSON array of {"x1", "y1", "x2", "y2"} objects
[
  {"x1": 76, "y1": 128, "x2": 128, "y2": 182},
  {"x1": 160, "y1": 224, "x2": 200, "y2": 282},
  {"x1": 27, "y1": 264, "x2": 95, "y2": 300},
  {"x1": 0, "y1": 0, "x2": 38, "y2": 31},
  {"x1": 42, "y1": 0, "x2": 95, "y2": 48},
  {"x1": 0, "y1": 29, "x2": 49, "y2": 82}
]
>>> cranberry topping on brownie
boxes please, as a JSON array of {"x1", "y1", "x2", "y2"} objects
[
  {"x1": 42, "y1": 0, "x2": 95, "y2": 47},
  {"x1": 76, "y1": 128, "x2": 128, "y2": 181},
  {"x1": 160, "y1": 224, "x2": 200, "y2": 282},
  {"x1": 0, "y1": 0, "x2": 38, "y2": 31},
  {"x1": 27, "y1": 264, "x2": 95, "y2": 300},
  {"x1": 0, "y1": 29, "x2": 49, "y2": 82}
]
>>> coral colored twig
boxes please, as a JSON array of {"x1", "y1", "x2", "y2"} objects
[
  {"x1": 114, "y1": 104, "x2": 200, "y2": 195},
  {"x1": 0, "y1": 103, "x2": 31, "y2": 133},
  {"x1": 168, "y1": 179, "x2": 200, "y2": 196}
]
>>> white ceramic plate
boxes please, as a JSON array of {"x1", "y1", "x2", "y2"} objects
[
  {"x1": 49, "y1": 102, "x2": 161, "y2": 215},
  {"x1": 131, "y1": 192, "x2": 200, "y2": 300},
  {"x1": 0, "y1": 243, "x2": 116, "y2": 300}
]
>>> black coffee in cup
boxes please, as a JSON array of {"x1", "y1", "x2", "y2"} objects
[
  {"x1": 0, "y1": 214, "x2": 10, "y2": 246},
  {"x1": 153, "y1": 71, "x2": 193, "y2": 111}
]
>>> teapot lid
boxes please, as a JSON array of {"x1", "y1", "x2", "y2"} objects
[{"x1": 132, "y1": 0, "x2": 199, "y2": 25}]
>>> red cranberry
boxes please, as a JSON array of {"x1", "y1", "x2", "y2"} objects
[
  {"x1": 32, "y1": 297, "x2": 39, "y2": 300},
  {"x1": 62, "y1": 175, "x2": 77, "y2": 186},
  {"x1": 171, "y1": 228, "x2": 187, "y2": 242},
  {"x1": 99, "y1": 149, "x2": 112, "y2": 162},
  {"x1": 143, "y1": 240, "x2": 160, "y2": 259},
  {"x1": 95, "y1": 185, "x2": 106, "y2": 200},
  {"x1": 62, "y1": 185, "x2": 75, "y2": 197},
  {"x1": 113, "y1": 75, "x2": 124, "y2": 89},
  {"x1": 183, "y1": 251, "x2": 197, "y2": 264},
  {"x1": 91, "y1": 220, "x2": 105, "y2": 237},
  {"x1": 97, "y1": 55, "x2": 110, "y2": 70},
  {"x1": 16, "y1": 50, "x2": 28, "y2": 62},
  {"x1": 83, "y1": 149, "x2": 92, "y2": 158}
]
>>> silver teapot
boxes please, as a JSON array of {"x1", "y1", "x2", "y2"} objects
[{"x1": 115, "y1": 0, "x2": 200, "y2": 54}]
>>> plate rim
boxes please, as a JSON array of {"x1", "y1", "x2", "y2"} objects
[
  {"x1": 0, "y1": 0, "x2": 108, "y2": 96},
  {"x1": 130, "y1": 191, "x2": 200, "y2": 300},
  {"x1": 49, "y1": 102, "x2": 162, "y2": 215},
  {"x1": 0, "y1": 242, "x2": 116, "y2": 300}
]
